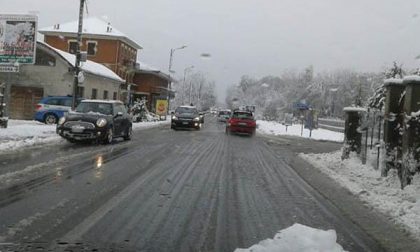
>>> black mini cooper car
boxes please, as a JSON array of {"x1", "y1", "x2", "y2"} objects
[{"x1": 57, "y1": 100, "x2": 132, "y2": 144}]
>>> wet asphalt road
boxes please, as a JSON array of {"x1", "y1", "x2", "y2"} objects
[{"x1": 0, "y1": 116, "x2": 418, "y2": 252}]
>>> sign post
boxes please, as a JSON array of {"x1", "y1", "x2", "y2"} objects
[
  {"x1": 156, "y1": 99, "x2": 168, "y2": 120},
  {"x1": 0, "y1": 14, "x2": 37, "y2": 128}
]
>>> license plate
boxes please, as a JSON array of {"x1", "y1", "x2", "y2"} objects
[
  {"x1": 71, "y1": 125, "x2": 85, "y2": 132},
  {"x1": 238, "y1": 122, "x2": 247, "y2": 126},
  {"x1": 182, "y1": 122, "x2": 189, "y2": 125}
]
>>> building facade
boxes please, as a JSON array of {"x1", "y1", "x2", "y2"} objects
[
  {"x1": 0, "y1": 41, "x2": 124, "y2": 119},
  {"x1": 39, "y1": 17, "x2": 142, "y2": 80}
]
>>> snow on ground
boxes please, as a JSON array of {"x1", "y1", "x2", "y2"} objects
[
  {"x1": 0, "y1": 119, "x2": 170, "y2": 153},
  {"x1": 0, "y1": 120, "x2": 62, "y2": 152},
  {"x1": 300, "y1": 151, "x2": 420, "y2": 238},
  {"x1": 234, "y1": 223, "x2": 346, "y2": 252},
  {"x1": 257, "y1": 120, "x2": 344, "y2": 142},
  {"x1": 132, "y1": 118, "x2": 170, "y2": 130}
]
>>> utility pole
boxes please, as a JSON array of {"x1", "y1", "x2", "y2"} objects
[
  {"x1": 167, "y1": 45, "x2": 186, "y2": 111},
  {"x1": 182, "y1": 65, "x2": 194, "y2": 105},
  {"x1": 72, "y1": 0, "x2": 85, "y2": 110}
]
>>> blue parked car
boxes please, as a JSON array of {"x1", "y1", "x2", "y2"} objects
[{"x1": 34, "y1": 96, "x2": 82, "y2": 124}]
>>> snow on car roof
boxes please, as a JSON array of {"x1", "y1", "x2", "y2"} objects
[{"x1": 81, "y1": 99, "x2": 123, "y2": 104}]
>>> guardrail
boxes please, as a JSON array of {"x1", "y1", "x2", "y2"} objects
[{"x1": 318, "y1": 118, "x2": 344, "y2": 133}]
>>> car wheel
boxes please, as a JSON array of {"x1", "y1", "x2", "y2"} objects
[
  {"x1": 225, "y1": 127, "x2": 230, "y2": 135},
  {"x1": 44, "y1": 114, "x2": 58, "y2": 125},
  {"x1": 124, "y1": 126, "x2": 132, "y2": 141},
  {"x1": 103, "y1": 128, "x2": 113, "y2": 144}
]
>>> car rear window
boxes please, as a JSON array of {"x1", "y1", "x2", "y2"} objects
[
  {"x1": 218, "y1": 111, "x2": 230, "y2": 115},
  {"x1": 232, "y1": 112, "x2": 253, "y2": 119}
]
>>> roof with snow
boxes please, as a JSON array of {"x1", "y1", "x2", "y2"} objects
[
  {"x1": 403, "y1": 75, "x2": 420, "y2": 83},
  {"x1": 135, "y1": 61, "x2": 171, "y2": 82},
  {"x1": 39, "y1": 16, "x2": 142, "y2": 50},
  {"x1": 384, "y1": 78, "x2": 404, "y2": 85},
  {"x1": 38, "y1": 41, "x2": 124, "y2": 83}
]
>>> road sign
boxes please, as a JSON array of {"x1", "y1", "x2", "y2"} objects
[
  {"x1": 77, "y1": 71, "x2": 85, "y2": 83},
  {"x1": 293, "y1": 102, "x2": 310, "y2": 110},
  {"x1": 156, "y1": 99, "x2": 168, "y2": 116},
  {"x1": 0, "y1": 64, "x2": 19, "y2": 72},
  {"x1": 0, "y1": 14, "x2": 38, "y2": 64}
]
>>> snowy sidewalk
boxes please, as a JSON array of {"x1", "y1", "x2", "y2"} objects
[
  {"x1": 0, "y1": 120, "x2": 61, "y2": 153},
  {"x1": 300, "y1": 151, "x2": 420, "y2": 239},
  {"x1": 257, "y1": 120, "x2": 344, "y2": 142},
  {"x1": 0, "y1": 119, "x2": 170, "y2": 153}
]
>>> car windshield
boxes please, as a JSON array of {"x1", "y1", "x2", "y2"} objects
[
  {"x1": 75, "y1": 102, "x2": 113, "y2": 115},
  {"x1": 219, "y1": 111, "x2": 230, "y2": 115},
  {"x1": 176, "y1": 107, "x2": 196, "y2": 114}
]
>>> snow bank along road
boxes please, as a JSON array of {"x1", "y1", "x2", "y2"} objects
[{"x1": 0, "y1": 116, "x2": 418, "y2": 251}]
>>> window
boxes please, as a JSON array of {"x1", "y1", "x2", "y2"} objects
[
  {"x1": 87, "y1": 41, "x2": 97, "y2": 56},
  {"x1": 113, "y1": 92, "x2": 118, "y2": 100},
  {"x1": 68, "y1": 41, "x2": 78, "y2": 54},
  {"x1": 61, "y1": 99, "x2": 73, "y2": 107},
  {"x1": 46, "y1": 99, "x2": 60, "y2": 105},
  {"x1": 77, "y1": 86, "x2": 85, "y2": 97},
  {"x1": 91, "y1": 88, "x2": 97, "y2": 99},
  {"x1": 103, "y1": 90, "x2": 108, "y2": 100},
  {"x1": 35, "y1": 48, "x2": 56, "y2": 66}
]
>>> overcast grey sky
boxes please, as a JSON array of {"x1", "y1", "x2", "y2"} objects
[{"x1": 3, "y1": 0, "x2": 420, "y2": 101}]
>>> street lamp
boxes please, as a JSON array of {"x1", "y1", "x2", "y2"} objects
[
  {"x1": 330, "y1": 88, "x2": 338, "y2": 117},
  {"x1": 182, "y1": 65, "x2": 194, "y2": 105},
  {"x1": 167, "y1": 45, "x2": 187, "y2": 111}
]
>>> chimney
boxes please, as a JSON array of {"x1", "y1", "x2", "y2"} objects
[
  {"x1": 107, "y1": 22, "x2": 111, "y2": 33},
  {"x1": 54, "y1": 24, "x2": 60, "y2": 30}
]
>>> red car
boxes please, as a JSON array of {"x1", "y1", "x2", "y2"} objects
[{"x1": 225, "y1": 110, "x2": 256, "y2": 136}]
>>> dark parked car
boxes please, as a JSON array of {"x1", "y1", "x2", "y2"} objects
[
  {"x1": 225, "y1": 110, "x2": 256, "y2": 136},
  {"x1": 57, "y1": 100, "x2": 132, "y2": 144},
  {"x1": 171, "y1": 106, "x2": 202, "y2": 130}
]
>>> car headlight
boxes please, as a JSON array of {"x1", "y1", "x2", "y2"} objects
[
  {"x1": 58, "y1": 117, "x2": 66, "y2": 125},
  {"x1": 96, "y1": 118, "x2": 107, "y2": 127},
  {"x1": 172, "y1": 115, "x2": 178, "y2": 120},
  {"x1": 193, "y1": 117, "x2": 200, "y2": 121}
]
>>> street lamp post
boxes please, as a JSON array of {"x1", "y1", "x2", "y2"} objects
[
  {"x1": 72, "y1": 0, "x2": 86, "y2": 110},
  {"x1": 330, "y1": 88, "x2": 338, "y2": 117},
  {"x1": 182, "y1": 65, "x2": 194, "y2": 105},
  {"x1": 167, "y1": 45, "x2": 187, "y2": 111}
]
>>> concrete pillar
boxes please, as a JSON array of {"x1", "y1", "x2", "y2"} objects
[
  {"x1": 342, "y1": 107, "x2": 366, "y2": 159},
  {"x1": 400, "y1": 76, "x2": 420, "y2": 188},
  {"x1": 382, "y1": 78, "x2": 405, "y2": 176}
]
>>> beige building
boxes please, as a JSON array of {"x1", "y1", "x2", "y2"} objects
[{"x1": 0, "y1": 41, "x2": 124, "y2": 120}]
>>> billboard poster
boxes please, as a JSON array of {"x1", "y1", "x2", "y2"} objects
[
  {"x1": 155, "y1": 99, "x2": 168, "y2": 116},
  {"x1": 0, "y1": 14, "x2": 37, "y2": 64}
]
